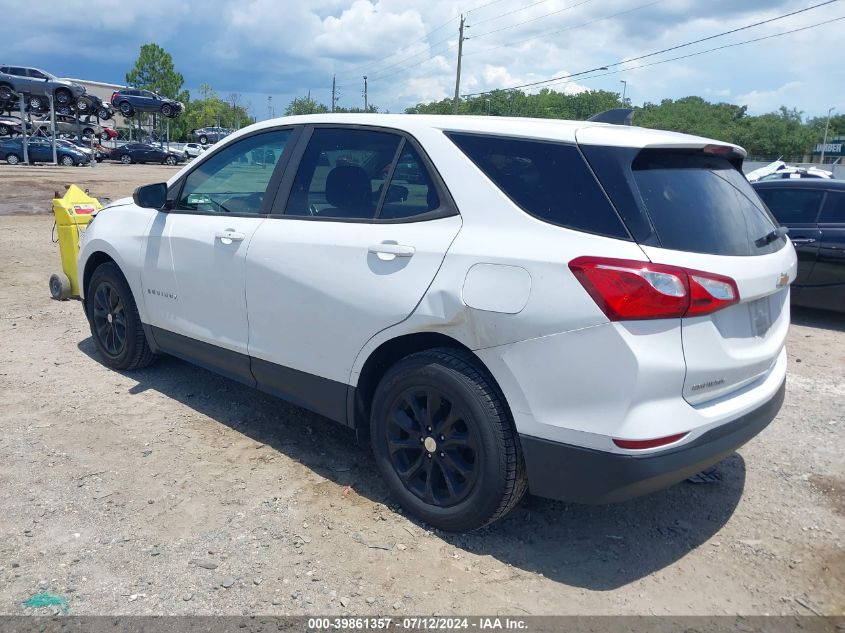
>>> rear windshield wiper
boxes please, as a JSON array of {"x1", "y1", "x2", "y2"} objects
[{"x1": 754, "y1": 226, "x2": 789, "y2": 248}]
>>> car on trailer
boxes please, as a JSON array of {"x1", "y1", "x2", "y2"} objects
[
  {"x1": 110, "y1": 89, "x2": 182, "y2": 118},
  {"x1": 0, "y1": 66, "x2": 87, "y2": 110},
  {"x1": 190, "y1": 127, "x2": 232, "y2": 145}
]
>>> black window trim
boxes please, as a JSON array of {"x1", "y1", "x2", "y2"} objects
[
  {"x1": 267, "y1": 123, "x2": 459, "y2": 224},
  {"x1": 447, "y1": 131, "x2": 632, "y2": 241},
  {"x1": 166, "y1": 125, "x2": 303, "y2": 218}
]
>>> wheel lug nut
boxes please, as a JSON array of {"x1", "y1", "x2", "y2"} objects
[
  {"x1": 419, "y1": 437, "x2": 424, "y2": 443},
  {"x1": 439, "y1": 452, "x2": 444, "y2": 458},
  {"x1": 427, "y1": 427, "x2": 432, "y2": 432},
  {"x1": 427, "y1": 454, "x2": 432, "y2": 459},
  {"x1": 439, "y1": 435, "x2": 445, "y2": 441}
]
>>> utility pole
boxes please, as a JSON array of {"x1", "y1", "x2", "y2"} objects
[
  {"x1": 267, "y1": 95, "x2": 273, "y2": 120},
  {"x1": 820, "y1": 106, "x2": 835, "y2": 165},
  {"x1": 331, "y1": 75, "x2": 336, "y2": 113},
  {"x1": 620, "y1": 80, "x2": 627, "y2": 105},
  {"x1": 363, "y1": 75, "x2": 368, "y2": 112},
  {"x1": 452, "y1": 14, "x2": 466, "y2": 114}
]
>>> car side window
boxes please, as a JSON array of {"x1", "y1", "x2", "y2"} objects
[
  {"x1": 285, "y1": 128, "x2": 401, "y2": 220},
  {"x1": 820, "y1": 191, "x2": 845, "y2": 224},
  {"x1": 756, "y1": 188, "x2": 824, "y2": 224},
  {"x1": 29, "y1": 69, "x2": 47, "y2": 79},
  {"x1": 379, "y1": 144, "x2": 440, "y2": 219},
  {"x1": 177, "y1": 129, "x2": 291, "y2": 215}
]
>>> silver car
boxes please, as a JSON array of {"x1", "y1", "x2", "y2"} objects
[
  {"x1": 190, "y1": 126, "x2": 232, "y2": 144},
  {"x1": 33, "y1": 115, "x2": 108, "y2": 140},
  {"x1": 0, "y1": 66, "x2": 86, "y2": 109}
]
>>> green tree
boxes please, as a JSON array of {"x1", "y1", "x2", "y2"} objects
[
  {"x1": 125, "y1": 43, "x2": 184, "y2": 99},
  {"x1": 285, "y1": 97, "x2": 329, "y2": 115}
]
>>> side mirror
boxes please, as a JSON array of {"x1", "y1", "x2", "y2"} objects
[{"x1": 133, "y1": 182, "x2": 168, "y2": 209}]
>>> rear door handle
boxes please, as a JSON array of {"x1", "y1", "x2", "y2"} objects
[
  {"x1": 215, "y1": 229, "x2": 245, "y2": 244},
  {"x1": 368, "y1": 243, "x2": 416, "y2": 260},
  {"x1": 790, "y1": 238, "x2": 817, "y2": 245}
]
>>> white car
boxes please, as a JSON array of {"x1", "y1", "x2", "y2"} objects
[
  {"x1": 746, "y1": 159, "x2": 833, "y2": 182},
  {"x1": 77, "y1": 114, "x2": 796, "y2": 532},
  {"x1": 183, "y1": 143, "x2": 207, "y2": 159}
]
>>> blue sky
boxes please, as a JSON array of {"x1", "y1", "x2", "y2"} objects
[{"x1": 3, "y1": 0, "x2": 843, "y2": 119}]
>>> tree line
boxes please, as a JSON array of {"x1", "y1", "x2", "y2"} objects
[{"x1": 123, "y1": 43, "x2": 840, "y2": 159}]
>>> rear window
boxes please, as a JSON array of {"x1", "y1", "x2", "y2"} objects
[
  {"x1": 448, "y1": 133, "x2": 629, "y2": 239},
  {"x1": 582, "y1": 147, "x2": 784, "y2": 256}
]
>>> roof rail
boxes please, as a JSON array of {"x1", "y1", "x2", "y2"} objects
[{"x1": 587, "y1": 108, "x2": 634, "y2": 126}]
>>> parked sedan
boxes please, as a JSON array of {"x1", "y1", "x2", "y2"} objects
[
  {"x1": 110, "y1": 89, "x2": 182, "y2": 118},
  {"x1": 0, "y1": 66, "x2": 86, "y2": 109},
  {"x1": 111, "y1": 142, "x2": 183, "y2": 165},
  {"x1": 0, "y1": 136, "x2": 89, "y2": 166},
  {"x1": 753, "y1": 179, "x2": 844, "y2": 313},
  {"x1": 190, "y1": 127, "x2": 231, "y2": 144}
]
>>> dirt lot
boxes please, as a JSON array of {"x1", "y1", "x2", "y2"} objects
[{"x1": 0, "y1": 164, "x2": 842, "y2": 616}]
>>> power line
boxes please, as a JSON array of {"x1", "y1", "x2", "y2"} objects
[
  {"x1": 463, "y1": 0, "x2": 839, "y2": 96},
  {"x1": 471, "y1": 0, "x2": 598, "y2": 39},
  {"x1": 535, "y1": 16, "x2": 845, "y2": 93},
  {"x1": 470, "y1": 0, "x2": 550, "y2": 27},
  {"x1": 341, "y1": 15, "x2": 459, "y2": 76},
  {"x1": 465, "y1": 0, "x2": 665, "y2": 57}
]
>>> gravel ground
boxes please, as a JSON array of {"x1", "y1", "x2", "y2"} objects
[{"x1": 0, "y1": 164, "x2": 842, "y2": 616}]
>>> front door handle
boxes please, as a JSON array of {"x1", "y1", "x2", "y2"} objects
[
  {"x1": 215, "y1": 229, "x2": 245, "y2": 245},
  {"x1": 790, "y1": 238, "x2": 817, "y2": 245},
  {"x1": 368, "y1": 243, "x2": 416, "y2": 261}
]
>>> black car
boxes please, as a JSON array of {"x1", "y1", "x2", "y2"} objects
[
  {"x1": 75, "y1": 94, "x2": 114, "y2": 120},
  {"x1": 111, "y1": 142, "x2": 183, "y2": 165},
  {"x1": 110, "y1": 89, "x2": 182, "y2": 118},
  {"x1": 753, "y1": 179, "x2": 845, "y2": 313}
]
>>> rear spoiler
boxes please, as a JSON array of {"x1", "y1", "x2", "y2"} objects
[{"x1": 588, "y1": 108, "x2": 634, "y2": 126}]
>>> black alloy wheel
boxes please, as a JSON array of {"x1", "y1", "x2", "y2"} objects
[
  {"x1": 91, "y1": 280, "x2": 127, "y2": 357},
  {"x1": 386, "y1": 387, "x2": 481, "y2": 507},
  {"x1": 371, "y1": 348, "x2": 527, "y2": 532}
]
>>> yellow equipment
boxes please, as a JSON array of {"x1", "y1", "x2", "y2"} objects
[{"x1": 50, "y1": 184, "x2": 102, "y2": 301}]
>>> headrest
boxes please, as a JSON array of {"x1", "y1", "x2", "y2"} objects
[{"x1": 325, "y1": 165, "x2": 371, "y2": 211}]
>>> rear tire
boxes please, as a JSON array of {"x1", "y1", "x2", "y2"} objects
[
  {"x1": 28, "y1": 95, "x2": 42, "y2": 110},
  {"x1": 119, "y1": 101, "x2": 133, "y2": 116},
  {"x1": 0, "y1": 124, "x2": 9, "y2": 136},
  {"x1": 86, "y1": 262, "x2": 156, "y2": 370},
  {"x1": 199, "y1": 135, "x2": 208, "y2": 145},
  {"x1": 120, "y1": 154, "x2": 132, "y2": 164},
  {"x1": 161, "y1": 104, "x2": 173, "y2": 117},
  {"x1": 97, "y1": 107, "x2": 112, "y2": 120},
  {"x1": 370, "y1": 348, "x2": 527, "y2": 532},
  {"x1": 60, "y1": 155, "x2": 75, "y2": 167},
  {"x1": 0, "y1": 84, "x2": 12, "y2": 100},
  {"x1": 164, "y1": 155, "x2": 176, "y2": 166}
]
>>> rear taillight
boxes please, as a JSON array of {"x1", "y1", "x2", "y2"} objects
[
  {"x1": 110, "y1": 91, "x2": 118, "y2": 103},
  {"x1": 568, "y1": 256, "x2": 739, "y2": 321}
]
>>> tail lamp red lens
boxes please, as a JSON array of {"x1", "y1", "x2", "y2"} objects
[{"x1": 568, "y1": 256, "x2": 739, "y2": 321}]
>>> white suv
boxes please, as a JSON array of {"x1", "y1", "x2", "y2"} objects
[{"x1": 78, "y1": 114, "x2": 796, "y2": 532}]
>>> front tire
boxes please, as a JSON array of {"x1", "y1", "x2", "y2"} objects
[
  {"x1": 97, "y1": 107, "x2": 112, "y2": 120},
  {"x1": 6, "y1": 153, "x2": 21, "y2": 165},
  {"x1": 370, "y1": 348, "x2": 527, "y2": 532},
  {"x1": 60, "y1": 155, "x2": 75, "y2": 167},
  {"x1": 164, "y1": 155, "x2": 177, "y2": 166},
  {"x1": 86, "y1": 262, "x2": 156, "y2": 370},
  {"x1": 119, "y1": 101, "x2": 134, "y2": 116},
  {"x1": 0, "y1": 84, "x2": 12, "y2": 100},
  {"x1": 55, "y1": 88, "x2": 72, "y2": 105},
  {"x1": 199, "y1": 135, "x2": 208, "y2": 145},
  {"x1": 0, "y1": 124, "x2": 9, "y2": 136},
  {"x1": 120, "y1": 154, "x2": 132, "y2": 164},
  {"x1": 28, "y1": 95, "x2": 43, "y2": 110},
  {"x1": 161, "y1": 104, "x2": 173, "y2": 117}
]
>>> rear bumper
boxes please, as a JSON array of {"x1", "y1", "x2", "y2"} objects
[{"x1": 519, "y1": 378, "x2": 785, "y2": 504}]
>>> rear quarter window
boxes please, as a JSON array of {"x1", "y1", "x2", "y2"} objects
[
  {"x1": 755, "y1": 188, "x2": 824, "y2": 224},
  {"x1": 448, "y1": 133, "x2": 629, "y2": 239}
]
